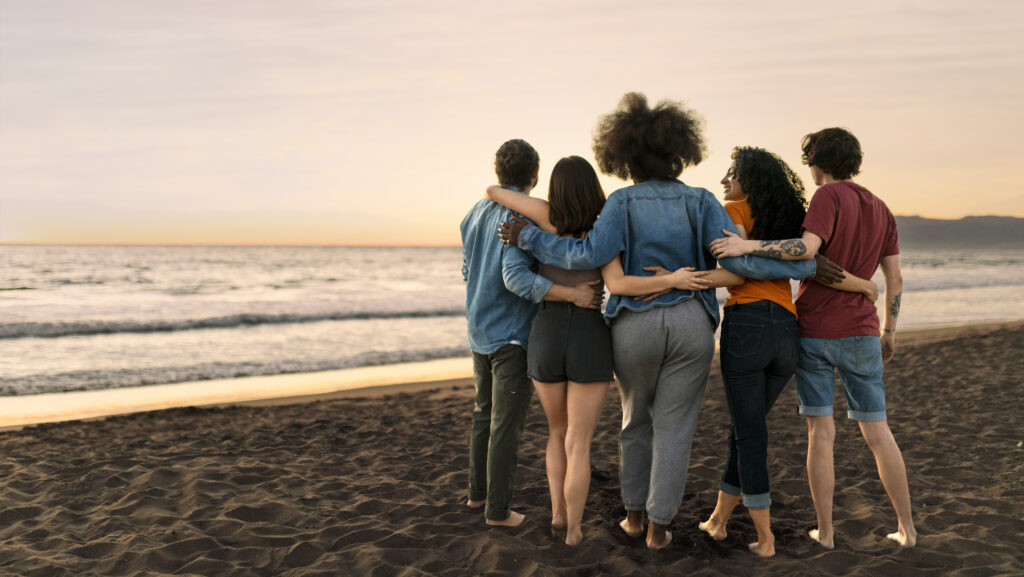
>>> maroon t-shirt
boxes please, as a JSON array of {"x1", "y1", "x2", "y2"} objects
[{"x1": 796, "y1": 181, "x2": 899, "y2": 338}]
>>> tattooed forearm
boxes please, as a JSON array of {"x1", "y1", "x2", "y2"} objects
[
  {"x1": 750, "y1": 239, "x2": 807, "y2": 259},
  {"x1": 749, "y1": 246, "x2": 778, "y2": 258},
  {"x1": 888, "y1": 291, "x2": 902, "y2": 319},
  {"x1": 779, "y1": 239, "x2": 807, "y2": 257}
]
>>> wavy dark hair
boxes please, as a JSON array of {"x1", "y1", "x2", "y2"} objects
[
  {"x1": 733, "y1": 147, "x2": 807, "y2": 240},
  {"x1": 800, "y1": 127, "x2": 862, "y2": 180},
  {"x1": 592, "y1": 92, "x2": 706, "y2": 182},
  {"x1": 494, "y1": 139, "x2": 539, "y2": 188},
  {"x1": 548, "y1": 156, "x2": 606, "y2": 237}
]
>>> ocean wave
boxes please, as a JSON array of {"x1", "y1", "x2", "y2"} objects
[
  {"x1": 0, "y1": 309, "x2": 466, "y2": 340},
  {"x1": 0, "y1": 346, "x2": 471, "y2": 396},
  {"x1": 0, "y1": 287, "x2": 36, "y2": 291},
  {"x1": 884, "y1": 275, "x2": 1024, "y2": 292}
]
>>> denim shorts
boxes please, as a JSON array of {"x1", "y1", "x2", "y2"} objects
[
  {"x1": 795, "y1": 335, "x2": 887, "y2": 422},
  {"x1": 528, "y1": 302, "x2": 614, "y2": 384}
]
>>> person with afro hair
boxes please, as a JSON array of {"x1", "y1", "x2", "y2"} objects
[{"x1": 499, "y1": 93, "x2": 841, "y2": 549}]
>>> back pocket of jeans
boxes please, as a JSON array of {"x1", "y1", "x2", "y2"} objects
[{"x1": 724, "y1": 325, "x2": 763, "y2": 359}]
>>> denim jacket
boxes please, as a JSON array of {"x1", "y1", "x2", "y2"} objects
[
  {"x1": 516, "y1": 178, "x2": 816, "y2": 326},
  {"x1": 461, "y1": 192, "x2": 553, "y2": 354}
]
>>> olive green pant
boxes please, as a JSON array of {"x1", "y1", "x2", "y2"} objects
[{"x1": 468, "y1": 344, "x2": 533, "y2": 521}]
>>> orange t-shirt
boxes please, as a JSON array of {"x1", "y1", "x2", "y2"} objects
[{"x1": 723, "y1": 200, "x2": 797, "y2": 316}]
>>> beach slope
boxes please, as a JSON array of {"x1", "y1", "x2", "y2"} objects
[{"x1": 0, "y1": 322, "x2": 1021, "y2": 576}]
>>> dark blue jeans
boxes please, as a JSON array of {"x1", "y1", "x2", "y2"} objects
[{"x1": 719, "y1": 301, "x2": 799, "y2": 509}]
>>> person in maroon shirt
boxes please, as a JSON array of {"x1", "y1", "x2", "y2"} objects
[{"x1": 710, "y1": 127, "x2": 916, "y2": 550}]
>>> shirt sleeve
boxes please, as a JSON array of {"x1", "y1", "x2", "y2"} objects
[
  {"x1": 500, "y1": 212, "x2": 554, "y2": 302},
  {"x1": 723, "y1": 201, "x2": 746, "y2": 228},
  {"x1": 518, "y1": 194, "x2": 626, "y2": 270},
  {"x1": 802, "y1": 186, "x2": 839, "y2": 244}
]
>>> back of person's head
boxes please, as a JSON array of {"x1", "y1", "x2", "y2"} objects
[
  {"x1": 592, "y1": 92, "x2": 706, "y2": 182},
  {"x1": 732, "y1": 146, "x2": 807, "y2": 240},
  {"x1": 800, "y1": 127, "x2": 862, "y2": 180},
  {"x1": 494, "y1": 139, "x2": 540, "y2": 189},
  {"x1": 548, "y1": 156, "x2": 606, "y2": 237}
]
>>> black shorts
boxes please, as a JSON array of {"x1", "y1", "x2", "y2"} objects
[{"x1": 527, "y1": 302, "x2": 614, "y2": 384}]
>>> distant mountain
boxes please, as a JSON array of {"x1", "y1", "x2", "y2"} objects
[{"x1": 895, "y1": 216, "x2": 1024, "y2": 248}]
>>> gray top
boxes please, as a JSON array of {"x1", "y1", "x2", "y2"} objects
[{"x1": 539, "y1": 263, "x2": 603, "y2": 292}]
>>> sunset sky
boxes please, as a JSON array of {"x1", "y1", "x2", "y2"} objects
[{"x1": 1, "y1": 0, "x2": 1022, "y2": 245}]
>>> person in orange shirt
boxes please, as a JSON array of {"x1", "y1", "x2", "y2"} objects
[{"x1": 697, "y1": 147, "x2": 877, "y2": 557}]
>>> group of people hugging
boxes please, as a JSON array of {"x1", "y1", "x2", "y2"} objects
[{"x1": 459, "y1": 92, "x2": 916, "y2": 556}]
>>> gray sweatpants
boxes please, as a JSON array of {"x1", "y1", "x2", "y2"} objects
[{"x1": 612, "y1": 298, "x2": 716, "y2": 525}]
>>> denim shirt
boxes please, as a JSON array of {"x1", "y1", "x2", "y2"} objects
[
  {"x1": 516, "y1": 178, "x2": 816, "y2": 326},
  {"x1": 461, "y1": 191, "x2": 554, "y2": 354}
]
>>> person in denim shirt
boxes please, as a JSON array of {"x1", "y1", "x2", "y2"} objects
[
  {"x1": 499, "y1": 94, "x2": 837, "y2": 549},
  {"x1": 461, "y1": 139, "x2": 603, "y2": 527}
]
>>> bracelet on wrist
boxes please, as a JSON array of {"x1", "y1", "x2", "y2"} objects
[{"x1": 883, "y1": 329, "x2": 896, "y2": 334}]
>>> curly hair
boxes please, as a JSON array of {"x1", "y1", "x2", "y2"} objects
[
  {"x1": 733, "y1": 147, "x2": 808, "y2": 240},
  {"x1": 592, "y1": 92, "x2": 706, "y2": 182},
  {"x1": 548, "y1": 156, "x2": 606, "y2": 237},
  {"x1": 494, "y1": 139, "x2": 539, "y2": 188},
  {"x1": 800, "y1": 127, "x2": 862, "y2": 180}
]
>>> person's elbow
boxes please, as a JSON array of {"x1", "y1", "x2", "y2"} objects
[
  {"x1": 603, "y1": 276, "x2": 627, "y2": 295},
  {"x1": 885, "y1": 270, "x2": 904, "y2": 293},
  {"x1": 792, "y1": 242, "x2": 818, "y2": 260}
]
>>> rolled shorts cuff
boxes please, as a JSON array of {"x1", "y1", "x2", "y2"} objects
[
  {"x1": 848, "y1": 408, "x2": 887, "y2": 422},
  {"x1": 799, "y1": 404, "x2": 834, "y2": 417},
  {"x1": 741, "y1": 492, "x2": 771, "y2": 510},
  {"x1": 622, "y1": 503, "x2": 646, "y2": 512},
  {"x1": 719, "y1": 481, "x2": 741, "y2": 497}
]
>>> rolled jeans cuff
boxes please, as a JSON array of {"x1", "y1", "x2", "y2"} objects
[
  {"x1": 719, "y1": 481, "x2": 741, "y2": 497},
  {"x1": 742, "y1": 492, "x2": 771, "y2": 510}
]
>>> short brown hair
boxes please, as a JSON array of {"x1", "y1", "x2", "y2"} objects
[
  {"x1": 801, "y1": 127, "x2": 862, "y2": 180},
  {"x1": 592, "y1": 92, "x2": 706, "y2": 182},
  {"x1": 547, "y1": 156, "x2": 606, "y2": 237},
  {"x1": 494, "y1": 139, "x2": 539, "y2": 188}
]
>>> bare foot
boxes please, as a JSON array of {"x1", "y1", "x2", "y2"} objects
[
  {"x1": 808, "y1": 529, "x2": 834, "y2": 549},
  {"x1": 698, "y1": 517, "x2": 727, "y2": 541},
  {"x1": 647, "y1": 529, "x2": 672, "y2": 550},
  {"x1": 748, "y1": 540, "x2": 776, "y2": 558},
  {"x1": 486, "y1": 510, "x2": 525, "y2": 527},
  {"x1": 466, "y1": 499, "x2": 485, "y2": 509},
  {"x1": 565, "y1": 525, "x2": 583, "y2": 546},
  {"x1": 619, "y1": 518, "x2": 643, "y2": 538},
  {"x1": 886, "y1": 529, "x2": 917, "y2": 547}
]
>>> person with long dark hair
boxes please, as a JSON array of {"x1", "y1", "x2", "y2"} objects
[
  {"x1": 485, "y1": 155, "x2": 727, "y2": 545},
  {"x1": 711, "y1": 128, "x2": 917, "y2": 550},
  {"x1": 460, "y1": 140, "x2": 604, "y2": 531},
  {"x1": 697, "y1": 147, "x2": 876, "y2": 557},
  {"x1": 498, "y1": 93, "x2": 844, "y2": 549}
]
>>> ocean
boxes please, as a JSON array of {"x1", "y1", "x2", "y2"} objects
[{"x1": 2, "y1": 245, "x2": 1022, "y2": 396}]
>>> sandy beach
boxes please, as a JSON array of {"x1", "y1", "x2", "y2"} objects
[{"x1": 1, "y1": 321, "x2": 1021, "y2": 576}]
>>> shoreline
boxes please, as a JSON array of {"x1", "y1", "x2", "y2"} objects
[{"x1": 2, "y1": 319, "x2": 1021, "y2": 430}]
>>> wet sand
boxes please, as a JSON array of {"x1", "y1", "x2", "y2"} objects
[{"x1": 0, "y1": 321, "x2": 1021, "y2": 576}]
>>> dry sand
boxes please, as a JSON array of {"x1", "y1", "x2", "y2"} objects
[{"x1": 0, "y1": 321, "x2": 1021, "y2": 576}]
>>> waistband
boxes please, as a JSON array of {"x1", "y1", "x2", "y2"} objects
[
  {"x1": 540, "y1": 301, "x2": 602, "y2": 313},
  {"x1": 725, "y1": 300, "x2": 795, "y2": 318}
]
